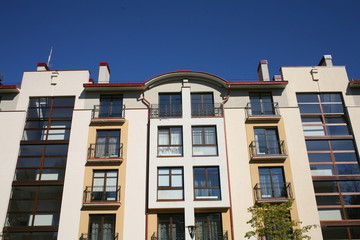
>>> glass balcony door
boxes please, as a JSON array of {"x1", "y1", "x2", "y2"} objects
[
  {"x1": 99, "y1": 95, "x2": 123, "y2": 118},
  {"x1": 254, "y1": 128, "x2": 280, "y2": 155},
  {"x1": 259, "y1": 167, "x2": 286, "y2": 198},
  {"x1": 89, "y1": 214, "x2": 116, "y2": 240},
  {"x1": 158, "y1": 214, "x2": 185, "y2": 240},
  {"x1": 195, "y1": 213, "x2": 223, "y2": 240},
  {"x1": 250, "y1": 92, "x2": 275, "y2": 115},
  {"x1": 95, "y1": 130, "x2": 120, "y2": 158},
  {"x1": 92, "y1": 170, "x2": 118, "y2": 202}
]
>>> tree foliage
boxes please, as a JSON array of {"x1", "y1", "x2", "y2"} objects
[{"x1": 245, "y1": 201, "x2": 316, "y2": 240}]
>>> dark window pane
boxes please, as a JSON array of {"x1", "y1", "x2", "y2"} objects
[
  {"x1": 316, "y1": 196, "x2": 340, "y2": 205},
  {"x1": 334, "y1": 152, "x2": 358, "y2": 162},
  {"x1": 325, "y1": 116, "x2": 347, "y2": 124},
  {"x1": 27, "y1": 108, "x2": 50, "y2": 119},
  {"x1": 19, "y1": 145, "x2": 44, "y2": 156},
  {"x1": 326, "y1": 125, "x2": 350, "y2": 135},
  {"x1": 313, "y1": 181, "x2": 338, "y2": 193},
  {"x1": 37, "y1": 200, "x2": 61, "y2": 211},
  {"x1": 301, "y1": 116, "x2": 322, "y2": 124},
  {"x1": 296, "y1": 94, "x2": 318, "y2": 103},
  {"x1": 29, "y1": 98, "x2": 50, "y2": 108},
  {"x1": 53, "y1": 97, "x2": 75, "y2": 107},
  {"x1": 331, "y1": 140, "x2": 355, "y2": 150},
  {"x1": 9, "y1": 200, "x2": 34, "y2": 212},
  {"x1": 350, "y1": 227, "x2": 360, "y2": 238},
  {"x1": 343, "y1": 195, "x2": 360, "y2": 205},
  {"x1": 322, "y1": 104, "x2": 344, "y2": 113},
  {"x1": 345, "y1": 208, "x2": 360, "y2": 219},
  {"x1": 6, "y1": 213, "x2": 32, "y2": 226},
  {"x1": 320, "y1": 93, "x2": 342, "y2": 103},
  {"x1": 25, "y1": 120, "x2": 48, "y2": 129},
  {"x1": 308, "y1": 153, "x2": 331, "y2": 162},
  {"x1": 339, "y1": 181, "x2": 360, "y2": 192},
  {"x1": 322, "y1": 227, "x2": 349, "y2": 239},
  {"x1": 45, "y1": 145, "x2": 69, "y2": 155},
  {"x1": 298, "y1": 104, "x2": 321, "y2": 113},
  {"x1": 17, "y1": 157, "x2": 41, "y2": 167},
  {"x1": 43, "y1": 157, "x2": 67, "y2": 167},
  {"x1": 31, "y1": 232, "x2": 58, "y2": 240},
  {"x1": 12, "y1": 186, "x2": 37, "y2": 199},
  {"x1": 38, "y1": 186, "x2": 63, "y2": 199},
  {"x1": 51, "y1": 108, "x2": 73, "y2": 118},
  {"x1": 5, "y1": 232, "x2": 31, "y2": 240},
  {"x1": 337, "y1": 164, "x2": 360, "y2": 175},
  {"x1": 306, "y1": 140, "x2": 329, "y2": 151},
  {"x1": 14, "y1": 169, "x2": 39, "y2": 181}
]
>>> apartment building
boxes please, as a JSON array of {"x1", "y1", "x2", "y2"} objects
[{"x1": 0, "y1": 55, "x2": 359, "y2": 240}]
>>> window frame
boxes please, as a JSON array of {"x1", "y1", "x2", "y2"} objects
[
  {"x1": 157, "y1": 126, "x2": 183, "y2": 157},
  {"x1": 193, "y1": 167, "x2": 221, "y2": 200},
  {"x1": 192, "y1": 126, "x2": 218, "y2": 156},
  {"x1": 157, "y1": 167, "x2": 184, "y2": 201}
]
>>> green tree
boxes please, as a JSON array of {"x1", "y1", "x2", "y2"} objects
[{"x1": 245, "y1": 201, "x2": 316, "y2": 240}]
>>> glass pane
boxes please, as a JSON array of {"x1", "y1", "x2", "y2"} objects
[
  {"x1": 10, "y1": 200, "x2": 34, "y2": 212},
  {"x1": 38, "y1": 186, "x2": 63, "y2": 199},
  {"x1": 350, "y1": 227, "x2": 360, "y2": 238},
  {"x1": 25, "y1": 120, "x2": 48, "y2": 129},
  {"x1": 37, "y1": 200, "x2": 61, "y2": 211},
  {"x1": 325, "y1": 116, "x2": 347, "y2": 123},
  {"x1": 53, "y1": 97, "x2": 75, "y2": 107},
  {"x1": 193, "y1": 146, "x2": 217, "y2": 156},
  {"x1": 303, "y1": 126, "x2": 325, "y2": 136},
  {"x1": 159, "y1": 176, "x2": 169, "y2": 187},
  {"x1": 322, "y1": 104, "x2": 344, "y2": 113},
  {"x1": 296, "y1": 94, "x2": 318, "y2": 103},
  {"x1": 301, "y1": 116, "x2": 322, "y2": 124},
  {"x1": 157, "y1": 189, "x2": 183, "y2": 200},
  {"x1": 306, "y1": 140, "x2": 329, "y2": 151},
  {"x1": 308, "y1": 153, "x2": 331, "y2": 162},
  {"x1": 19, "y1": 145, "x2": 44, "y2": 156},
  {"x1": 43, "y1": 157, "x2": 67, "y2": 167},
  {"x1": 298, "y1": 104, "x2": 321, "y2": 113},
  {"x1": 316, "y1": 196, "x2": 340, "y2": 205},
  {"x1": 45, "y1": 145, "x2": 69, "y2": 155},
  {"x1": 158, "y1": 169, "x2": 170, "y2": 174},
  {"x1": 318, "y1": 209, "x2": 343, "y2": 220},
  {"x1": 31, "y1": 232, "x2": 58, "y2": 240},
  {"x1": 326, "y1": 125, "x2": 350, "y2": 135},
  {"x1": 310, "y1": 165, "x2": 334, "y2": 176},
  {"x1": 322, "y1": 227, "x2": 348, "y2": 239},
  {"x1": 171, "y1": 168, "x2": 182, "y2": 174},
  {"x1": 50, "y1": 120, "x2": 71, "y2": 128},
  {"x1": 6, "y1": 213, "x2": 32, "y2": 226},
  {"x1": 340, "y1": 181, "x2": 360, "y2": 192},
  {"x1": 337, "y1": 164, "x2": 360, "y2": 175},
  {"x1": 343, "y1": 195, "x2": 360, "y2": 205},
  {"x1": 41, "y1": 169, "x2": 65, "y2": 180},
  {"x1": 334, "y1": 152, "x2": 358, "y2": 162},
  {"x1": 345, "y1": 208, "x2": 360, "y2": 219},
  {"x1": 171, "y1": 128, "x2": 182, "y2": 145},
  {"x1": 12, "y1": 186, "x2": 37, "y2": 199},
  {"x1": 158, "y1": 129, "x2": 169, "y2": 145},
  {"x1": 320, "y1": 93, "x2": 342, "y2": 103},
  {"x1": 51, "y1": 108, "x2": 73, "y2": 118},
  {"x1": 331, "y1": 140, "x2": 355, "y2": 150},
  {"x1": 14, "y1": 169, "x2": 39, "y2": 181},
  {"x1": 192, "y1": 128, "x2": 203, "y2": 144},
  {"x1": 313, "y1": 181, "x2": 338, "y2": 193}
]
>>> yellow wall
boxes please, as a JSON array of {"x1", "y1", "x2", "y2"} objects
[{"x1": 78, "y1": 121, "x2": 129, "y2": 238}]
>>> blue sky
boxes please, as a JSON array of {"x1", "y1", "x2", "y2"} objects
[{"x1": 1, "y1": 0, "x2": 360, "y2": 84}]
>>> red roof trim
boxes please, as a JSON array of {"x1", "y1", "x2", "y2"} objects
[
  {"x1": 83, "y1": 83, "x2": 144, "y2": 87},
  {"x1": 228, "y1": 81, "x2": 288, "y2": 85},
  {"x1": 0, "y1": 85, "x2": 20, "y2": 89},
  {"x1": 37, "y1": 62, "x2": 49, "y2": 71},
  {"x1": 99, "y1": 62, "x2": 111, "y2": 74},
  {"x1": 349, "y1": 80, "x2": 360, "y2": 84}
]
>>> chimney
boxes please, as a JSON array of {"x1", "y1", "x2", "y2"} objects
[
  {"x1": 98, "y1": 62, "x2": 110, "y2": 83},
  {"x1": 257, "y1": 60, "x2": 270, "y2": 81},
  {"x1": 318, "y1": 55, "x2": 333, "y2": 67},
  {"x1": 37, "y1": 62, "x2": 49, "y2": 71}
]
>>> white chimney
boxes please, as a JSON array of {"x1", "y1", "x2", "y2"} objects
[
  {"x1": 257, "y1": 60, "x2": 270, "y2": 81},
  {"x1": 37, "y1": 62, "x2": 49, "y2": 71},
  {"x1": 98, "y1": 62, "x2": 110, "y2": 84},
  {"x1": 318, "y1": 55, "x2": 333, "y2": 67}
]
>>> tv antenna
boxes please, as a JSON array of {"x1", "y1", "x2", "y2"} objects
[{"x1": 47, "y1": 47, "x2": 53, "y2": 67}]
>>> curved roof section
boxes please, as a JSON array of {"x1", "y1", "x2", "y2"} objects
[{"x1": 144, "y1": 70, "x2": 228, "y2": 89}]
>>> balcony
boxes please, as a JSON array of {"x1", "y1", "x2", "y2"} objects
[
  {"x1": 80, "y1": 233, "x2": 119, "y2": 240},
  {"x1": 249, "y1": 140, "x2": 287, "y2": 161},
  {"x1": 150, "y1": 104, "x2": 182, "y2": 118},
  {"x1": 91, "y1": 104, "x2": 125, "y2": 124},
  {"x1": 83, "y1": 186, "x2": 121, "y2": 208},
  {"x1": 151, "y1": 232, "x2": 185, "y2": 240},
  {"x1": 151, "y1": 231, "x2": 228, "y2": 240},
  {"x1": 87, "y1": 143, "x2": 123, "y2": 164},
  {"x1": 192, "y1": 103, "x2": 223, "y2": 117},
  {"x1": 254, "y1": 182, "x2": 293, "y2": 203},
  {"x1": 245, "y1": 102, "x2": 281, "y2": 121}
]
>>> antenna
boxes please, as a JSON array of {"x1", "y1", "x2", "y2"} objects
[{"x1": 47, "y1": 47, "x2": 53, "y2": 67}]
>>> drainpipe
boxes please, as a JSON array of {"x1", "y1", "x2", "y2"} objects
[
  {"x1": 140, "y1": 88, "x2": 151, "y2": 240},
  {"x1": 222, "y1": 85, "x2": 235, "y2": 240}
]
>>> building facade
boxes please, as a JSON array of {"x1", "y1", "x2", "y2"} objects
[{"x1": 0, "y1": 55, "x2": 359, "y2": 239}]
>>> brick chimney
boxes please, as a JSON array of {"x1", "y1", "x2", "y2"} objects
[
  {"x1": 98, "y1": 62, "x2": 110, "y2": 83},
  {"x1": 257, "y1": 60, "x2": 270, "y2": 81}
]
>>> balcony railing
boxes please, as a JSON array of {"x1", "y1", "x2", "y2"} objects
[
  {"x1": 151, "y1": 232, "x2": 185, "y2": 240},
  {"x1": 88, "y1": 143, "x2": 123, "y2": 161},
  {"x1": 195, "y1": 231, "x2": 228, "y2": 240},
  {"x1": 80, "y1": 232, "x2": 119, "y2": 240},
  {"x1": 192, "y1": 103, "x2": 223, "y2": 117},
  {"x1": 83, "y1": 186, "x2": 121, "y2": 204},
  {"x1": 150, "y1": 104, "x2": 182, "y2": 118},
  {"x1": 92, "y1": 104, "x2": 125, "y2": 119},
  {"x1": 245, "y1": 102, "x2": 280, "y2": 119},
  {"x1": 249, "y1": 140, "x2": 286, "y2": 160},
  {"x1": 254, "y1": 182, "x2": 293, "y2": 202}
]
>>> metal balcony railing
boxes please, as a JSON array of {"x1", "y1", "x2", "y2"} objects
[
  {"x1": 88, "y1": 143, "x2": 123, "y2": 159},
  {"x1": 80, "y1": 232, "x2": 119, "y2": 240},
  {"x1": 249, "y1": 140, "x2": 286, "y2": 157},
  {"x1": 195, "y1": 231, "x2": 228, "y2": 240},
  {"x1": 92, "y1": 104, "x2": 125, "y2": 119},
  {"x1": 254, "y1": 182, "x2": 293, "y2": 201},
  {"x1": 151, "y1": 232, "x2": 185, "y2": 240},
  {"x1": 191, "y1": 103, "x2": 223, "y2": 117},
  {"x1": 150, "y1": 104, "x2": 182, "y2": 118},
  {"x1": 83, "y1": 186, "x2": 121, "y2": 203},
  {"x1": 245, "y1": 102, "x2": 280, "y2": 117}
]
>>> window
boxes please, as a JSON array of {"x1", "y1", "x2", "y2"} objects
[
  {"x1": 157, "y1": 214, "x2": 185, "y2": 240},
  {"x1": 158, "y1": 127, "x2": 183, "y2": 156},
  {"x1": 90, "y1": 170, "x2": 118, "y2": 202},
  {"x1": 249, "y1": 92, "x2": 276, "y2": 115},
  {"x1": 157, "y1": 168, "x2": 183, "y2": 200},
  {"x1": 192, "y1": 126, "x2": 218, "y2": 156},
  {"x1": 98, "y1": 95, "x2": 123, "y2": 118},
  {"x1": 94, "y1": 130, "x2": 121, "y2": 158},
  {"x1": 6, "y1": 186, "x2": 63, "y2": 227},
  {"x1": 88, "y1": 214, "x2": 116, "y2": 240},
  {"x1": 191, "y1": 93, "x2": 215, "y2": 116},
  {"x1": 159, "y1": 93, "x2": 182, "y2": 117},
  {"x1": 253, "y1": 128, "x2": 282, "y2": 155},
  {"x1": 195, "y1": 213, "x2": 223, "y2": 240},
  {"x1": 258, "y1": 167, "x2": 287, "y2": 199},
  {"x1": 194, "y1": 167, "x2": 221, "y2": 200}
]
